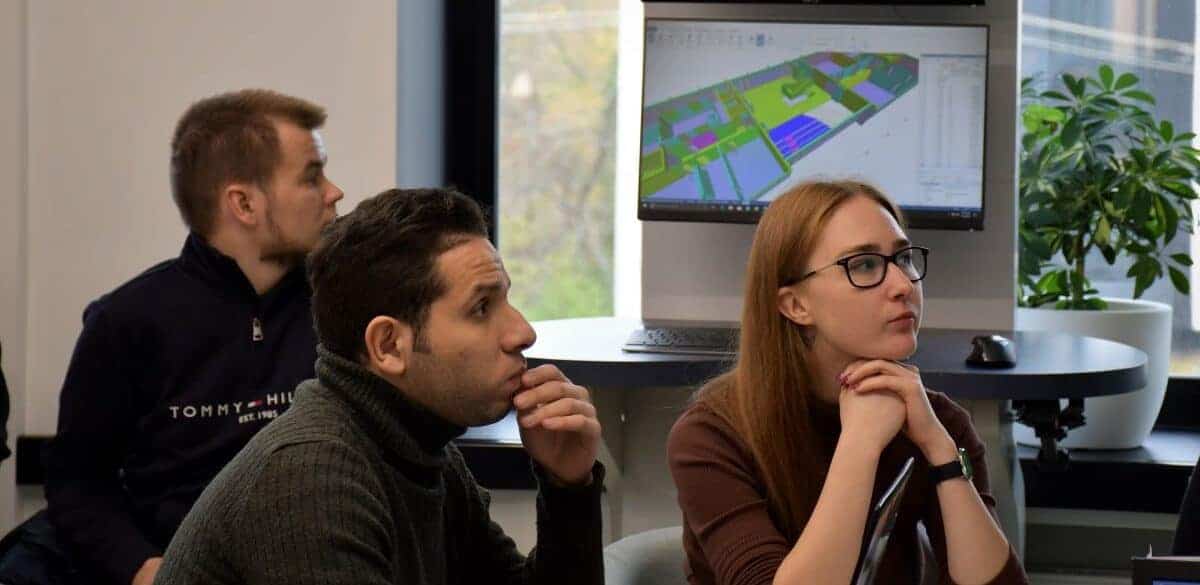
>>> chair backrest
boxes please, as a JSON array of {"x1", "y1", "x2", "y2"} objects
[{"x1": 604, "y1": 526, "x2": 687, "y2": 585}]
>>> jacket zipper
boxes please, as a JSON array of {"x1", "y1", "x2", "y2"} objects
[{"x1": 251, "y1": 317, "x2": 264, "y2": 342}]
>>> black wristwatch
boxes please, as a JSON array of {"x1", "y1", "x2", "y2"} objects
[{"x1": 929, "y1": 447, "x2": 973, "y2": 485}]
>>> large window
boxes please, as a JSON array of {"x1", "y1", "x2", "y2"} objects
[
  {"x1": 1021, "y1": 0, "x2": 1200, "y2": 376},
  {"x1": 498, "y1": 1, "x2": 621, "y2": 321}
]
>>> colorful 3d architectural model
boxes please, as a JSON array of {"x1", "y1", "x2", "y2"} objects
[{"x1": 640, "y1": 52, "x2": 919, "y2": 203}]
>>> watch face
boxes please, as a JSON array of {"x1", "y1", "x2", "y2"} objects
[{"x1": 959, "y1": 448, "x2": 973, "y2": 481}]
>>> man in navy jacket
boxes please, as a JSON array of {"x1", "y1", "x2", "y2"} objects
[{"x1": 45, "y1": 89, "x2": 344, "y2": 585}]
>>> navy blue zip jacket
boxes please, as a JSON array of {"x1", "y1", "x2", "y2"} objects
[{"x1": 45, "y1": 234, "x2": 318, "y2": 585}]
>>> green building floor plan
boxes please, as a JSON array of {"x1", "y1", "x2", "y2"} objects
[{"x1": 640, "y1": 52, "x2": 919, "y2": 203}]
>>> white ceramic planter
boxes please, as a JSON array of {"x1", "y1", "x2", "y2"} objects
[{"x1": 1013, "y1": 298, "x2": 1171, "y2": 450}]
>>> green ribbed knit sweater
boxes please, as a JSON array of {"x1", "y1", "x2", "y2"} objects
[{"x1": 155, "y1": 347, "x2": 605, "y2": 585}]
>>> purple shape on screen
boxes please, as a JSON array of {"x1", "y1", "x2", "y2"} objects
[
  {"x1": 704, "y1": 158, "x2": 738, "y2": 201},
  {"x1": 649, "y1": 172, "x2": 702, "y2": 201},
  {"x1": 727, "y1": 139, "x2": 784, "y2": 199},
  {"x1": 816, "y1": 60, "x2": 841, "y2": 76},
  {"x1": 672, "y1": 112, "x2": 709, "y2": 136},
  {"x1": 768, "y1": 115, "x2": 829, "y2": 158},
  {"x1": 691, "y1": 131, "x2": 717, "y2": 150},
  {"x1": 853, "y1": 80, "x2": 895, "y2": 107}
]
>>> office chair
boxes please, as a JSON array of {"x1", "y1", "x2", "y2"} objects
[{"x1": 603, "y1": 526, "x2": 687, "y2": 585}]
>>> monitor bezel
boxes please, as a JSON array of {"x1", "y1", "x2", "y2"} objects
[{"x1": 636, "y1": 17, "x2": 991, "y2": 231}]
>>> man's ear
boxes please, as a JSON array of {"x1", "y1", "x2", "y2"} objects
[
  {"x1": 223, "y1": 183, "x2": 260, "y2": 228},
  {"x1": 363, "y1": 316, "x2": 414, "y2": 378},
  {"x1": 777, "y1": 284, "x2": 816, "y2": 326}
]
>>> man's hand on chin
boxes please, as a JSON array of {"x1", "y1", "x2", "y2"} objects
[{"x1": 512, "y1": 364, "x2": 601, "y2": 486}]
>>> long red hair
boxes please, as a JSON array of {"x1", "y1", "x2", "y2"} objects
[{"x1": 697, "y1": 179, "x2": 903, "y2": 540}]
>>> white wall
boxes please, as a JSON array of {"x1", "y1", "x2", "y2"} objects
[
  {"x1": 638, "y1": 2, "x2": 1021, "y2": 331},
  {"x1": 9, "y1": 0, "x2": 398, "y2": 520}
]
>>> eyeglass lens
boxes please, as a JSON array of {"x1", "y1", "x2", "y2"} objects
[{"x1": 845, "y1": 248, "x2": 926, "y2": 287}]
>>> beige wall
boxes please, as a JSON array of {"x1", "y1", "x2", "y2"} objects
[
  {"x1": 0, "y1": 0, "x2": 29, "y2": 532},
  {"x1": 24, "y1": 0, "x2": 397, "y2": 434},
  {"x1": 9, "y1": 0, "x2": 398, "y2": 520}
]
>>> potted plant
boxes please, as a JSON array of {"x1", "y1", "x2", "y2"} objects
[{"x1": 1015, "y1": 64, "x2": 1198, "y2": 449}]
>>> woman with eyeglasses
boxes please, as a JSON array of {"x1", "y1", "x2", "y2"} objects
[{"x1": 667, "y1": 180, "x2": 1028, "y2": 585}]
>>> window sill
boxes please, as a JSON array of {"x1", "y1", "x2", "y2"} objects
[{"x1": 1019, "y1": 428, "x2": 1198, "y2": 513}]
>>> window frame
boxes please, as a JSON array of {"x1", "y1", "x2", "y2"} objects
[{"x1": 443, "y1": 1, "x2": 500, "y2": 243}]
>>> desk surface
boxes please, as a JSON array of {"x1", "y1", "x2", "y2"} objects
[{"x1": 526, "y1": 317, "x2": 1147, "y2": 400}]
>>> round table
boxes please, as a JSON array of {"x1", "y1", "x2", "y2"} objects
[
  {"x1": 525, "y1": 317, "x2": 1148, "y2": 556},
  {"x1": 526, "y1": 317, "x2": 1145, "y2": 398}
]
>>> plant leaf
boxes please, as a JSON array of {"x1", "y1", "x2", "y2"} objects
[
  {"x1": 1022, "y1": 189, "x2": 1051, "y2": 207},
  {"x1": 1132, "y1": 149, "x2": 1151, "y2": 170},
  {"x1": 1123, "y1": 90, "x2": 1156, "y2": 104},
  {"x1": 1170, "y1": 266, "x2": 1190, "y2": 295},
  {"x1": 1151, "y1": 196, "x2": 1168, "y2": 238},
  {"x1": 1100, "y1": 244, "x2": 1117, "y2": 264},
  {"x1": 1162, "y1": 180, "x2": 1196, "y2": 198},
  {"x1": 1134, "y1": 263, "x2": 1157, "y2": 298},
  {"x1": 1036, "y1": 271, "x2": 1065, "y2": 294},
  {"x1": 1021, "y1": 229, "x2": 1054, "y2": 259},
  {"x1": 1172, "y1": 253, "x2": 1194, "y2": 266},
  {"x1": 1025, "y1": 208, "x2": 1062, "y2": 228},
  {"x1": 1063, "y1": 73, "x2": 1081, "y2": 97},
  {"x1": 1161, "y1": 120, "x2": 1175, "y2": 142},
  {"x1": 1127, "y1": 241, "x2": 1152, "y2": 255},
  {"x1": 1099, "y1": 65, "x2": 1115, "y2": 89},
  {"x1": 1161, "y1": 194, "x2": 1181, "y2": 244},
  {"x1": 1094, "y1": 215, "x2": 1111, "y2": 246},
  {"x1": 1127, "y1": 256, "x2": 1156, "y2": 278},
  {"x1": 1061, "y1": 116, "x2": 1083, "y2": 149},
  {"x1": 1115, "y1": 72, "x2": 1139, "y2": 91},
  {"x1": 1021, "y1": 133, "x2": 1039, "y2": 153}
]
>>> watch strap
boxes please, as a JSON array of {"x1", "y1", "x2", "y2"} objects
[{"x1": 929, "y1": 447, "x2": 971, "y2": 484}]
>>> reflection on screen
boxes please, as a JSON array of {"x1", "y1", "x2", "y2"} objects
[{"x1": 638, "y1": 19, "x2": 988, "y2": 229}]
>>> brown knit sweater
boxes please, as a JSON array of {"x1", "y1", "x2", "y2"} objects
[{"x1": 667, "y1": 390, "x2": 1028, "y2": 585}]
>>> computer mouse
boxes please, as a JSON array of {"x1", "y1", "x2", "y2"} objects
[{"x1": 965, "y1": 334, "x2": 1016, "y2": 368}]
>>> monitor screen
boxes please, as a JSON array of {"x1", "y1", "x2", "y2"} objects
[{"x1": 637, "y1": 19, "x2": 989, "y2": 230}]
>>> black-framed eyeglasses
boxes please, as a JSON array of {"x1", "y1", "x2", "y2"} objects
[{"x1": 792, "y1": 246, "x2": 929, "y2": 289}]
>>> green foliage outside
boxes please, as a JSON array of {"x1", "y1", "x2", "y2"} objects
[{"x1": 498, "y1": 0, "x2": 619, "y2": 321}]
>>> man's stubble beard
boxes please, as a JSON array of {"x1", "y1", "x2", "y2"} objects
[{"x1": 258, "y1": 201, "x2": 311, "y2": 269}]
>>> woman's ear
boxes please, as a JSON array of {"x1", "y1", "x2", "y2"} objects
[
  {"x1": 362, "y1": 316, "x2": 414, "y2": 378},
  {"x1": 777, "y1": 285, "x2": 816, "y2": 326}
]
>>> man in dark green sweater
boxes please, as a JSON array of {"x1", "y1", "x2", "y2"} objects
[{"x1": 155, "y1": 188, "x2": 605, "y2": 585}]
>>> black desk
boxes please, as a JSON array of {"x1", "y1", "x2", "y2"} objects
[
  {"x1": 526, "y1": 317, "x2": 1145, "y2": 398},
  {"x1": 523, "y1": 317, "x2": 1148, "y2": 556}
]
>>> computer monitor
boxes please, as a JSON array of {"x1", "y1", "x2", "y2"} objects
[
  {"x1": 1133, "y1": 556, "x2": 1200, "y2": 585},
  {"x1": 638, "y1": 18, "x2": 989, "y2": 230}
]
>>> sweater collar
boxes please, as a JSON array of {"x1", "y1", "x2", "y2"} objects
[
  {"x1": 177, "y1": 233, "x2": 306, "y2": 302},
  {"x1": 315, "y1": 346, "x2": 466, "y2": 467}
]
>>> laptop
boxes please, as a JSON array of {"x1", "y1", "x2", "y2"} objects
[
  {"x1": 1132, "y1": 555, "x2": 1200, "y2": 585},
  {"x1": 852, "y1": 457, "x2": 916, "y2": 585},
  {"x1": 622, "y1": 320, "x2": 738, "y2": 356}
]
